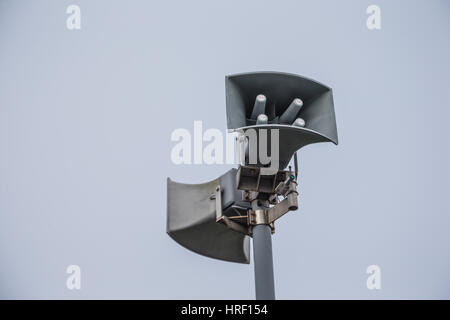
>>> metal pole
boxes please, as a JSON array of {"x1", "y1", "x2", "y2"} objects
[{"x1": 252, "y1": 201, "x2": 275, "y2": 300}]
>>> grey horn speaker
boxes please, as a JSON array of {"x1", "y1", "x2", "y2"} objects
[
  {"x1": 226, "y1": 71, "x2": 338, "y2": 170},
  {"x1": 167, "y1": 168, "x2": 251, "y2": 264}
]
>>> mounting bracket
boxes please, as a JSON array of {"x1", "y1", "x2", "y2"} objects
[{"x1": 215, "y1": 162, "x2": 299, "y2": 237}]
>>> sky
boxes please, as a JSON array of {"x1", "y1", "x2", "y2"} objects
[{"x1": 0, "y1": 0, "x2": 449, "y2": 299}]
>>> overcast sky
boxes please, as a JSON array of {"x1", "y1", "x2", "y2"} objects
[{"x1": 0, "y1": 0, "x2": 449, "y2": 299}]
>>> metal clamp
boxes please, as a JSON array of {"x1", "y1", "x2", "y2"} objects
[
  {"x1": 247, "y1": 190, "x2": 298, "y2": 226},
  {"x1": 215, "y1": 167, "x2": 299, "y2": 237},
  {"x1": 215, "y1": 185, "x2": 251, "y2": 236}
]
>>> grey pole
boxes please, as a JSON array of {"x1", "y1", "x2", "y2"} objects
[{"x1": 252, "y1": 201, "x2": 275, "y2": 300}]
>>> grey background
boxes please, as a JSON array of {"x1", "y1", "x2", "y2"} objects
[{"x1": 0, "y1": 0, "x2": 449, "y2": 299}]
